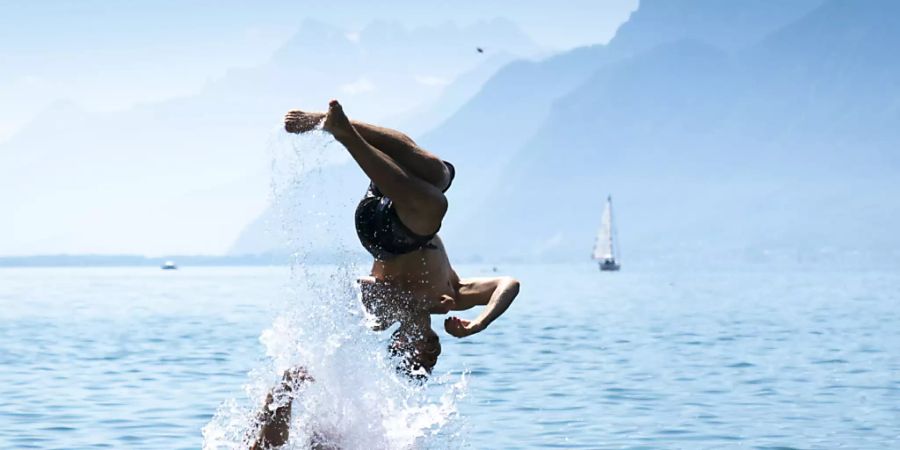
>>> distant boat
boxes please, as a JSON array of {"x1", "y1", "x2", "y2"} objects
[
  {"x1": 161, "y1": 261, "x2": 178, "y2": 270},
  {"x1": 592, "y1": 195, "x2": 621, "y2": 271}
]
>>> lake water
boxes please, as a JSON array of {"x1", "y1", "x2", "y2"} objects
[{"x1": 1, "y1": 265, "x2": 898, "y2": 449}]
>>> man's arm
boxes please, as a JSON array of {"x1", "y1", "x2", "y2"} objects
[{"x1": 444, "y1": 276, "x2": 520, "y2": 338}]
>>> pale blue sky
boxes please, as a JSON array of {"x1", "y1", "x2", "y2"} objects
[{"x1": 1, "y1": 0, "x2": 637, "y2": 140}]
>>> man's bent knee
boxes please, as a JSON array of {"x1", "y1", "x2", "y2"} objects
[{"x1": 395, "y1": 196, "x2": 446, "y2": 236}]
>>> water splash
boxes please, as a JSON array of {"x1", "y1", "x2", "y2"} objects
[{"x1": 203, "y1": 127, "x2": 466, "y2": 449}]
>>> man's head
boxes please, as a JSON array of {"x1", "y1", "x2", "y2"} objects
[{"x1": 390, "y1": 325, "x2": 441, "y2": 378}]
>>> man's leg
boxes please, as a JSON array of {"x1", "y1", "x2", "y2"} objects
[
  {"x1": 319, "y1": 100, "x2": 447, "y2": 236},
  {"x1": 350, "y1": 122, "x2": 451, "y2": 191},
  {"x1": 284, "y1": 110, "x2": 451, "y2": 190}
]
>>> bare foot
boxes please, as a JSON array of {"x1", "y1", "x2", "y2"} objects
[
  {"x1": 284, "y1": 110, "x2": 325, "y2": 134},
  {"x1": 282, "y1": 366, "x2": 314, "y2": 387},
  {"x1": 322, "y1": 100, "x2": 354, "y2": 140}
]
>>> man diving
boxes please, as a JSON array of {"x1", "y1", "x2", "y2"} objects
[
  {"x1": 247, "y1": 100, "x2": 520, "y2": 448},
  {"x1": 287, "y1": 99, "x2": 520, "y2": 374}
]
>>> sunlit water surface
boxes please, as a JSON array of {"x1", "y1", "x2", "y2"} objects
[{"x1": 1, "y1": 265, "x2": 899, "y2": 449}]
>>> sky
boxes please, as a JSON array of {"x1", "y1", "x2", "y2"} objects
[
  {"x1": 1, "y1": 0, "x2": 637, "y2": 142},
  {"x1": 1, "y1": 0, "x2": 638, "y2": 256}
]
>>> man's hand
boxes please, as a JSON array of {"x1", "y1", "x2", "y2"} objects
[
  {"x1": 442, "y1": 276, "x2": 519, "y2": 338},
  {"x1": 444, "y1": 316, "x2": 482, "y2": 338}
]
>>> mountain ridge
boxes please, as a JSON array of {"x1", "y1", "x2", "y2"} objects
[{"x1": 447, "y1": 0, "x2": 900, "y2": 263}]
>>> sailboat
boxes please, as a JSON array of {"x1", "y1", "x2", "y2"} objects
[{"x1": 592, "y1": 195, "x2": 621, "y2": 271}]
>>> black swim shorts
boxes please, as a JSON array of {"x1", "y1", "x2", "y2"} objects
[{"x1": 354, "y1": 161, "x2": 455, "y2": 260}]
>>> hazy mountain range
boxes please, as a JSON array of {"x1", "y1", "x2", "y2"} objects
[
  {"x1": 1, "y1": 19, "x2": 539, "y2": 255},
  {"x1": 233, "y1": 0, "x2": 900, "y2": 267}
]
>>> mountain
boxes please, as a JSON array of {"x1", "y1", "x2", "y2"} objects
[
  {"x1": 1, "y1": 19, "x2": 540, "y2": 255},
  {"x1": 611, "y1": 0, "x2": 822, "y2": 54},
  {"x1": 410, "y1": 0, "x2": 826, "y2": 248},
  {"x1": 387, "y1": 51, "x2": 527, "y2": 138},
  {"x1": 446, "y1": 0, "x2": 900, "y2": 265},
  {"x1": 231, "y1": 0, "x2": 900, "y2": 267}
]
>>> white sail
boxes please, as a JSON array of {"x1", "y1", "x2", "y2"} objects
[{"x1": 592, "y1": 196, "x2": 615, "y2": 261}]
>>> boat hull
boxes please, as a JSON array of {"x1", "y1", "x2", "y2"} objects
[{"x1": 599, "y1": 260, "x2": 620, "y2": 271}]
